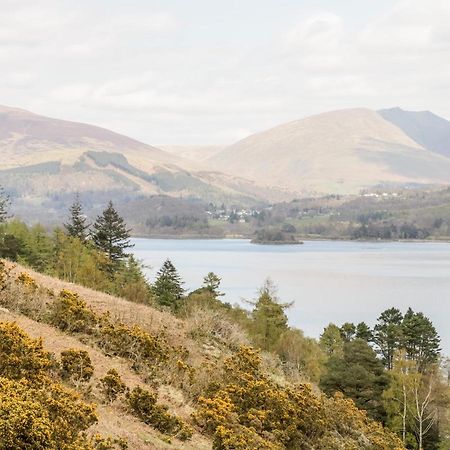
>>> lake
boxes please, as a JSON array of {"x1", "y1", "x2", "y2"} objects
[{"x1": 131, "y1": 238, "x2": 450, "y2": 354}]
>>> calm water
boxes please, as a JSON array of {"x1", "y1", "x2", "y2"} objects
[{"x1": 131, "y1": 238, "x2": 450, "y2": 354}]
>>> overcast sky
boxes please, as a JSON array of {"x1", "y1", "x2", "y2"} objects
[{"x1": 1, "y1": 0, "x2": 449, "y2": 144}]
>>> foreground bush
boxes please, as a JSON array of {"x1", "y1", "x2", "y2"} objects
[
  {"x1": 194, "y1": 346, "x2": 404, "y2": 450},
  {"x1": 0, "y1": 321, "x2": 54, "y2": 381},
  {"x1": 49, "y1": 289, "x2": 99, "y2": 334},
  {"x1": 49, "y1": 289, "x2": 174, "y2": 378},
  {"x1": 98, "y1": 369, "x2": 128, "y2": 403},
  {"x1": 0, "y1": 377, "x2": 97, "y2": 449},
  {"x1": 60, "y1": 348, "x2": 94, "y2": 383},
  {"x1": 127, "y1": 386, "x2": 193, "y2": 440},
  {"x1": 0, "y1": 320, "x2": 128, "y2": 449}
]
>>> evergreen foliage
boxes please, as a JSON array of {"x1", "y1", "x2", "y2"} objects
[
  {"x1": 320, "y1": 338, "x2": 389, "y2": 422},
  {"x1": 202, "y1": 272, "x2": 224, "y2": 297},
  {"x1": 356, "y1": 321, "x2": 373, "y2": 341},
  {"x1": 92, "y1": 201, "x2": 133, "y2": 263},
  {"x1": 401, "y1": 307, "x2": 441, "y2": 371},
  {"x1": 152, "y1": 259, "x2": 185, "y2": 310},
  {"x1": 64, "y1": 195, "x2": 90, "y2": 241},
  {"x1": 373, "y1": 307, "x2": 404, "y2": 370},
  {"x1": 340, "y1": 322, "x2": 356, "y2": 341},
  {"x1": 250, "y1": 280, "x2": 291, "y2": 351}
]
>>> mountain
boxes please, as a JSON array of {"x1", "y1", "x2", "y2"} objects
[
  {"x1": 379, "y1": 107, "x2": 450, "y2": 158},
  {"x1": 0, "y1": 105, "x2": 273, "y2": 223},
  {"x1": 0, "y1": 104, "x2": 181, "y2": 170},
  {"x1": 209, "y1": 108, "x2": 450, "y2": 196}
]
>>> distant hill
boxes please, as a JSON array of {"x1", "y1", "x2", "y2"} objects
[
  {"x1": 209, "y1": 108, "x2": 450, "y2": 196},
  {"x1": 0, "y1": 104, "x2": 181, "y2": 170},
  {"x1": 379, "y1": 107, "x2": 450, "y2": 158},
  {"x1": 4, "y1": 104, "x2": 450, "y2": 223},
  {"x1": 0, "y1": 105, "x2": 273, "y2": 223}
]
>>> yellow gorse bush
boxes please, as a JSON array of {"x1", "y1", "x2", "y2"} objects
[
  {"x1": 126, "y1": 386, "x2": 193, "y2": 441},
  {"x1": 60, "y1": 349, "x2": 95, "y2": 383},
  {"x1": 16, "y1": 272, "x2": 39, "y2": 290},
  {"x1": 194, "y1": 346, "x2": 405, "y2": 450},
  {"x1": 0, "y1": 321, "x2": 102, "y2": 449},
  {"x1": 0, "y1": 321, "x2": 54, "y2": 381},
  {"x1": 98, "y1": 369, "x2": 128, "y2": 403}
]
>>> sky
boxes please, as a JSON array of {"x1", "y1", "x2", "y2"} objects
[{"x1": 1, "y1": 0, "x2": 450, "y2": 145}]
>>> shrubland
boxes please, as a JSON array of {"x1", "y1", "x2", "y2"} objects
[{"x1": 0, "y1": 192, "x2": 449, "y2": 449}]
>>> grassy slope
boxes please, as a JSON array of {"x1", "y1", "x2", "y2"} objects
[{"x1": 1, "y1": 261, "x2": 211, "y2": 450}]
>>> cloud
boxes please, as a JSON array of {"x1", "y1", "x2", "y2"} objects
[{"x1": 0, "y1": 0, "x2": 450, "y2": 144}]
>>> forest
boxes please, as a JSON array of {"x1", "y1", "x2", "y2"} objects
[
  {"x1": 89, "y1": 187, "x2": 450, "y2": 242},
  {"x1": 0, "y1": 187, "x2": 449, "y2": 449}
]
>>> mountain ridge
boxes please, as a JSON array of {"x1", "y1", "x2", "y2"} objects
[{"x1": 208, "y1": 107, "x2": 450, "y2": 195}]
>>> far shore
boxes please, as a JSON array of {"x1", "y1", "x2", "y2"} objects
[{"x1": 130, "y1": 234, "x2": 450, "y2": 244}]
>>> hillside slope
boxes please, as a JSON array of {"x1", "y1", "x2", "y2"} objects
[
  {"x1": 0, "y1": 105, "x2": 276, "y2": 224},
  {"x1": 0, "y1": 261, "x2": 212, "y2": 449},
  {"x1": 0, "y1": 104, "x2": 181, "y2": 170},
  {"x1": 0, "y1": 259, "x2": 406, "y2": 450},
  {"x1": 379, "y1": 107, "x2": 450, "y2": 158},
  {"x1": 209, "y1": 108, "x2": 450, "y2": 196}
]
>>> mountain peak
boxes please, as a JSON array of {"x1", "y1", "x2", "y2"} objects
[{"x1": 209, "y1": 107, "x2": 450, "y2": 196}]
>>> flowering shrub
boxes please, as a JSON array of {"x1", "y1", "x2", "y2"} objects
[
  {"x1": 194, "y1": 346, "x2": 404, "y2": 450},
  {"x1": 49, "y1": 289, "x2": 99, "y2": 333},
  {"x1": 48, "y1": 290, "x2": 176, "y2": 379},
  {"x1": 0, "y1": 260, "x2": 10, "y2": 290},
  {"x1": 0, "y1": 321, "x2": 54, "y2": 381},
  {"x1": 0, "y1": 322, "x2": 97, "y2": 448},
  {"x1": 16, "y1": 272, "x2": 39, "y2": 290},
  {"x1": 98, "y1": 369, "x2": 128, "y2": 402},
  {"x1": 127, "y1": 386, "x2": 193, "y2": 440},
  {"x1": 60, "y1": 349, "x2": 94, "y2": 383},
  {"x1": 99, "y1": 322, "x2": 169, "y2": 370}
]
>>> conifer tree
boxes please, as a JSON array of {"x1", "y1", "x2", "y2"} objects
[
  {"x1": 401, "y1": 308, "x2": 440, "y2": 371},
  {"x1": 0, "y1": 186, "x2": 10, "y2": 224},
  {"x1": 356, "y1": 321, "x2": 373, "y2": 342},
  {"x1": 202, "y1": 272, "x2": 224, "y2": 298},
  {"x1": 320, "y1": 338, "x2": 389, "y2": 422},
  {"x1": 373, "y1": 307, "x2": 404, "y2": 370},
  {"x1": 340, "y1": 322, "x2": 356, "y2": 342},
  {"x1": 250, "y1": 280, "x2": 291, "y2": 351},
  {"x1": 92, "y1": 201, "x2": 133, "y2": 263},
  {"x1": 152, "y1": 259, "x2": 184, "y2": 310},
  {"x1": 64, "y1": 195, "x2": 90, "y2": 241}
]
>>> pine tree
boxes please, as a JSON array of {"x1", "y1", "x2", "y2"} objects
[
  {"x1": 0, "y1": 186, "x2": 10, "y2": 224},
  {"x1": 401, "y1": 308, "x2": 440, "y2": 371},
  {"x1": 152, "y1": 259, "x2": 184, "y2": 311},
  {"x1": 202, "y1": 272, "x2": 224, "y2": 298},
  {"x1": 64, "y1": 195, "x2": 90, "y2": 241},
  {"x1": 92, "y1": 201, "x2": 133, "y2": 263},
  {"x1": 373, "y1": 307, "x2": 404, "y2": 370},
  {"x1": 340, "y1": 322, "x2": 356, "y2": 342},
  {"x1": 356, "y1": 322, "x2": 373, "y2": 342},
  {"x1": 320, "y1": 339, "x2": 389, "y2": 422},
  {"x1": 250, "y1": 280, "x2": 291, "y2": 351}
]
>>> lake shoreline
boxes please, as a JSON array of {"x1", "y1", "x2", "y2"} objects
[{"x1": 131, "y1": 233, "x2": 450, "y2": 244}]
